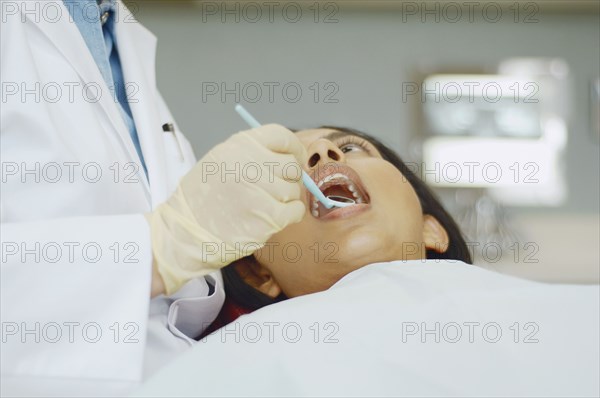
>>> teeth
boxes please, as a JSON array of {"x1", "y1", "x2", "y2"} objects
[
  {"x1": 311, "y1": 209, "x2": 319, "y2": 217},
  {"x1": 357, "y1": 198, "x2": 364, "y2": 204},
  {"x1": 328, "y1": 173, "x2": 346, "y2": 182},
  {"x1": 312, "y1": 201, "x2": 319, "y2": 210},
  {"x1": 317, "y1": 173, "x2": 350, "y2": 187},
  {"x1": 348, "y1": 184, "x2": 356, "y2": 192}
]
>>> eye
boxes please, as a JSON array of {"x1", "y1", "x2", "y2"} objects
[
  {"x1": 340, "y1": 143, "x2": 365, "y2": 153},
  {"x1": 336, "y1": 136, "x2": 372, "y2": 154}
]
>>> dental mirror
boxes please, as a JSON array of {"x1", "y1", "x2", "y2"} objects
[{"x1": 326, "y1": 195, "x2": 356, "y2": 205}]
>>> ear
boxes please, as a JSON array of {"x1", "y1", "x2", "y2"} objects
[
  {"x1": 233, "y1": 257, "x2": 282, "y2": 299},
  {"x1": 422, "y1": 214, "x2": 449, "y2": 254}
]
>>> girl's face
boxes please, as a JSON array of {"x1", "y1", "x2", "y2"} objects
[{"x1": 243, "y1": 128, "x2": 449, "y2": 298}]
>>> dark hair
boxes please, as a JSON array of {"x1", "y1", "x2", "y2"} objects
[{"x1": 222, "y1": 126, "x2": 472, "y2": 310}]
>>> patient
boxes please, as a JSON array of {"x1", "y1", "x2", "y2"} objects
[{"x1": 203, "y1": 126, "x2": 472, "y2": 335}]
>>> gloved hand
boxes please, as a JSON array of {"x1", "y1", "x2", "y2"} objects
[{"x1": 146, "y1": 124, "x2": 307, "y2": 295}]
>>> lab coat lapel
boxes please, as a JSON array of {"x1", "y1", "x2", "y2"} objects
[
  {"x1": 22, "y1": 1, "x2": 148, "y2": 191},
  {"x1": 114, "y1": 5, "x2": 170, "y2": 206}
]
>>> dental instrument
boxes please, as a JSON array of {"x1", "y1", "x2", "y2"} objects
[{"x1": 234, "y1": 104, "x2": 354, "y2": 209}]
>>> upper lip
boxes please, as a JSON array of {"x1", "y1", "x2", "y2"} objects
[{"x1": 307, "y1": 163, "x2": 370, "y2": 210}]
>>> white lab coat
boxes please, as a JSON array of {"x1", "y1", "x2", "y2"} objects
[{"x1": 0, "y1": 1, "x2": 224, "y2": 395}]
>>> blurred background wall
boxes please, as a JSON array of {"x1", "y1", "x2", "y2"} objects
[{"x1": 131, "y1": 0, "x2": 599, "y2": 282}]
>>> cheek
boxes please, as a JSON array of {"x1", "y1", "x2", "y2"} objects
[
  {"x1": 340, "y1": 162, "x2": 426, "y2": 263},
  {"x1": 367, "y1": 163, "x2": 424, "y2": 239}
]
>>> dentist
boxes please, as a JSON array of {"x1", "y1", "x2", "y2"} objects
[{"x1": 0, "y1": 0, "x2": 306, "y2": 395}]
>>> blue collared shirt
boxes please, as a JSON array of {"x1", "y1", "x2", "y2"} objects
[{"x1": 63, "y1": 0, "x2": 147, "y2": 177}]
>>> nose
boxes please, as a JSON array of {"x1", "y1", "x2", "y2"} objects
[{"x1": 306, "y1": 139, "x2": 346, "y2": 169}]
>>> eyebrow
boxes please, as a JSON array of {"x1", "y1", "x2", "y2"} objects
[{"x1": 322, "y1": 130, "x2": 352, "y2": 141}]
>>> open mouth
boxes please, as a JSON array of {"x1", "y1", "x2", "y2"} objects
[{"x1": 308, "y1": 164, "x2": 370, "y2": 219}]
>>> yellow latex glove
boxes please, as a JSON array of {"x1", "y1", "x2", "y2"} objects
[{"x1": 147, "y1": 124, "x2": 307, "y2": 295}]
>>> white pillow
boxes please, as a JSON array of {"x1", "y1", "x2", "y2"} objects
[{"x1": 134, "y1": 260, "x2": 600, "y2": 397}]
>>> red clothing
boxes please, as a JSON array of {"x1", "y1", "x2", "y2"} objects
[{"x1": 198, "y1": 297, "x2": 253, "y2": 340}]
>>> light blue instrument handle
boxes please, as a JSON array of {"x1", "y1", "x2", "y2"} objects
[
  {"x1": 234, "y1": 104, "x2": 350, "y2": 209},
  {"x1": 301, "y1": 171, "x2": 337, "y2": 209}
]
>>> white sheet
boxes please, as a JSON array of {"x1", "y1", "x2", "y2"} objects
[{"x1": 134, "y1": 260, "x2": 599, "y2": 397}]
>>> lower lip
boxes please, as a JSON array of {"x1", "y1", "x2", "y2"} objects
[{"x1": 319, "y1": 203, "x2": 371, "y2": 221}]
